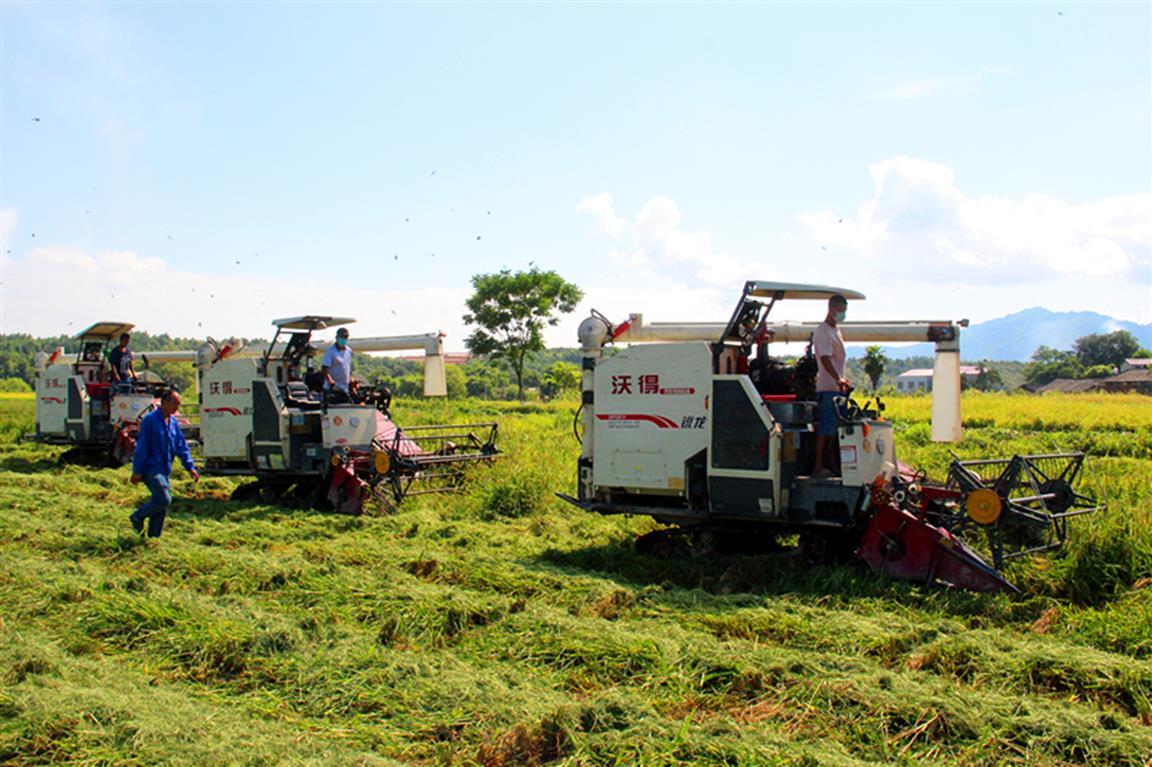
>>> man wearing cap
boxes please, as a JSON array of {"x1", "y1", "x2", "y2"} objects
[
  {"x1": 812, "y1": 294, "x2": 851, "y2": 478},
  {"x1": 321, "y1": 327, "x2": 356, "y2": 403},
  {"x1": 129, "y1": 389, "x2": 198, "y2": 538}
]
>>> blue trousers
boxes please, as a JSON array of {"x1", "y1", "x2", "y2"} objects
[{"x1": 131, "y1": 473, "x2": 172, "y2": 538}]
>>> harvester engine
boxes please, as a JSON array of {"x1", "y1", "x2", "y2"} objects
[{"x1": 559, "y1": 281, "x2": 1101, "y2": 592}]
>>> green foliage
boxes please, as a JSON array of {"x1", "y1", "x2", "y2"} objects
[
  {"x1": 1085, "y1": 364, "x2": 1117, "y2": 379},
  {"x1": 540, "y1": 361, "x2": 581, "y2": 400},
  {"x1": 862, "y1": 346, "x2": 887, "y2": 391},
  {"x1": 967, "y1": 361, "x2": 1005, "y2": 392},
  {"x1": 1075, "y1": 330, "x2": 1142, "y2": 371},
  {"x1": 1022, "y1": 331, "x2": 1145, "y2": 388},
  {"x1": 1024, "y1": 345, "x2": 1084, "y2": 387},
  {"x1": 444, "y1": 364, "x2": 467, "y2": 399},
  {"x1": 463, "y1": 267, "x2": 583, "y2": 400},
  {"x1": 0, "y1": 377, "x2": 31, "y2": 393},
  {"x1": 0, "y1": 331, "x2": 210, "y2": 390}
]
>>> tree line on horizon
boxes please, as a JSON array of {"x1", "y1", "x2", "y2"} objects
[{"x1": 1, "y1": 269, "x2": 1147, "y2": 397}]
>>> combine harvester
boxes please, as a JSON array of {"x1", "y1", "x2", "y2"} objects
[
  {"x1": 32, "y1": 322, "x2": 198, "y2": 465},
  {"x1": 196, "y1": 316, "x2": 498, "y2": 514},
  {"x1": 560, "y1": 281, "x2": 1102, "y2": 592}
]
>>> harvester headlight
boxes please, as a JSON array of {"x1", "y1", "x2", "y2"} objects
[{"x1": 965, "y1": 488, "x2": 1002, "y2": 525}]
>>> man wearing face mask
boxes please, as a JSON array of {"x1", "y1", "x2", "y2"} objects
[
  {"x1": 321, "y1": 327, "x2": 356, "y2": 403},
  {"x1": 812, "y1": 294, "x2": 850, "y2": 478}
]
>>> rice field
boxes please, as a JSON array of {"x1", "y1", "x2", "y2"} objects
[{"x1": 0, "y1": 392, "x2": 1149, "y2": 766}]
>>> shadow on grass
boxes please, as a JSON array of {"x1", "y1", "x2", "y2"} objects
[
  {"x1": 532, "y1": 538, "x2": 894, "y2": 601},
  {"x1": 530, "y1": 537, "x2": 1014, "y2": 617},
  {"x1": 0, "y1": 455, "x2": 63, "y2": 473}
]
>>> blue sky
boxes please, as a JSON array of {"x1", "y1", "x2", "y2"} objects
[{"x1": 2, "y1": 2, "x2": 1149, "y2": 350}]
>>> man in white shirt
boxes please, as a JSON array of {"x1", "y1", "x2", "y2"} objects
[
  {"x1": 812, "y1": 294, "x2": 850, "y2": 478},
  {"x1": 321, "y1": 327, "x2": 356, "y2": 403}
]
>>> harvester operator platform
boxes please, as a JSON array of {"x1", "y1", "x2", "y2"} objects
[{"x1": 812, "y1": 293, "x2": 850, "y2": 478}]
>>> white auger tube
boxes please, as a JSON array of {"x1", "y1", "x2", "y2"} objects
[{"x1": 931, "y1": 341, "x2": 963, "y2": 442}]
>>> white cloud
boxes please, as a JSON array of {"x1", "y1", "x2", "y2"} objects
[
  {"x1": 0, "y1": 245, "x2": 472, "y2": 347},
  {"x1": 579, "y1": 193, "x2": 779, "y2": 288},
  {"x1": 575, "y1": 192, "x2": 627, "y2": 238},
  {"x1": 888, "y1": 79, "x2": 954, "y2": 99},
  {"x1": 0, "y1": 209, "x2": 13, "y2": 251},
  {"x1": 797, "y1": 156, "x2": 1151, "y2": 285}
]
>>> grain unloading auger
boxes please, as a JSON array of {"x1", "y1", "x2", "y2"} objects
[
  {"x1": 558, "y1": 281, "x2": 1100, "y2": 592},
  {"x1": 196, "y1": 316, "x2": 498, "y2": 514},
  {"x1": 31, "y1": 321, "x2": 198, "y2": 465}
]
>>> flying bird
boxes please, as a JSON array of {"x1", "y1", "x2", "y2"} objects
[
  {"x1": 32, "y1": 117, "x2": 40, "y2": 122},
  {"x1": 476, "y1": 236, "x2": 481, "y2": 241}
]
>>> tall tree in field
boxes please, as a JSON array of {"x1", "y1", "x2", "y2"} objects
[
  {"x1": 862, "y1": 345, "x2": 888, "y2": 391},
  {"x1": 463, "y1": 268, "x2": 583, "y2": 401}
]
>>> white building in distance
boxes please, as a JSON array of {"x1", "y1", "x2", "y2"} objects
[{"x1": 896, "y1": 366, "x2": 982, "y2": 393}]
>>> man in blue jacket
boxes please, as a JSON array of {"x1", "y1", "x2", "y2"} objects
[{"x1": 129, "y1": 389, "x2": 198, "y2": 537}]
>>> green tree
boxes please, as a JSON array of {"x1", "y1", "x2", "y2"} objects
[
  {"x1": 1023, "y1": 346, "x2": 1083, "y2": 387},
  {"x1": 1074, "y1": 330, "x2": 1142, "y2": 372},
  {"x1": 1083, "y1": 364, "x2": 1115, "y2": 379},
  {"x1": 0, "y1": 376, "x2": 32, "y2": 393},
  {"x1": 444, "y1": 364, "x2": 467, "y2": 399},
  {"x1": 463, "y1": 267, "x2": 583, "y2": 401},
  {"x1": 970, "y1": 361, "x2": 1004, "y2": 392},
  {"x1": 862, "y1": 345, "x2": 887, "y2": 391},
  {"x1": 462, "y1": 364, "x2": 511, "y2": 399},
  {"x1": 540, "y1": 360, "x2": 581, "y2": 400}
]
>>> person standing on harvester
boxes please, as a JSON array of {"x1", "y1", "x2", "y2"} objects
[
  {"x1": 321, "y1": 326, "x2": 356, "y2": 403},
  {"x1": 812, "y1": 294, "x2": 851, "y2": 478},
  {"x1": 129, "y1": 389, "x2": 198, "y2": 538},
  {"x1": 108, "y1": 333, "x2": 136, "y2": 393}
]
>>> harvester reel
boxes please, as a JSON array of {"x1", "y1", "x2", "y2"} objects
[{"x1": 943, "y1": 452, "x2": 1102, "y2": 570}]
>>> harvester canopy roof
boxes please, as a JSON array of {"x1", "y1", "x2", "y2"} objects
[
  {"x1": 745, "y1": 281, "x2": 866, "y2": 301},
  {"x1": 272, "y1": 316, "x2": 357, "y2": 331},
  {"x1": 75, "y1": 321, "x2": 135, "y2": 341}
]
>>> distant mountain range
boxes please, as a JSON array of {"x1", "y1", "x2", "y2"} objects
[{"x1": 847, "y1": 307, "x2": 1152, "y2": 362}]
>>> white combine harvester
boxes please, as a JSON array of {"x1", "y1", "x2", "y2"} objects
[
  {"x1": 560, "y1": 281, "x2": 1100, "y2": 592},
  {"x1": 33, "y1": 321, "x2": 197, "y2": 464},
  {"x1": 196, "y1": 316, "x2": 498, "y2": 513}
]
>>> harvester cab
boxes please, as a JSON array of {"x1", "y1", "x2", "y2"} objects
[
  {"x1": 198, "y1": 316, "x2": 498, "y2": 514},
  {"x1": 33, "y1": 321, "x2": 197, "y2": 464},
  {"x1": 561, "y1": 281, "x2": 1101, "y2": 592}
]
